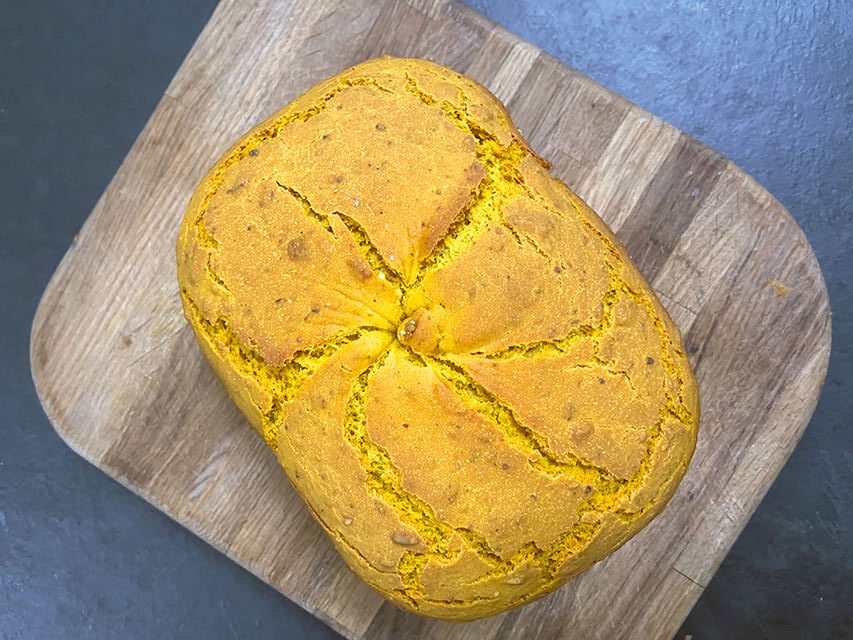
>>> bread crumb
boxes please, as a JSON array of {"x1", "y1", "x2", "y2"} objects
[
  {"x1": 391, "y1": 529, "x2": 420, "y2": 546},
  {"x1": 765, "y1": 279, "x2": 790, "y2": 297}
]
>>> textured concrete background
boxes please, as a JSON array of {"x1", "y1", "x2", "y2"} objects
[{"x1": 1, "y1": 1, "x2": 849, "y2": 638}]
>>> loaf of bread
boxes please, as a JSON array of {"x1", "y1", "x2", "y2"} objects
[{"x1": 176, "y1": 57, "x2": 699, "y2": 621}]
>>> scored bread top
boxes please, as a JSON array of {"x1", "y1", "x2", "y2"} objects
[{"x1": 176, "y1": 56, "x2": 699, "y2": 621}]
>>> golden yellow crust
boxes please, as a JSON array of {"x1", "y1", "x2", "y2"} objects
[{"x1": 176, "y1": 56, "x2": 699, "y2": 621}]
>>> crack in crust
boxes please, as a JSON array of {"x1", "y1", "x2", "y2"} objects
[
  {"x1": 205, "y1": 254, "x2": 231, "y2": 293},
  {"x1": 501, "y1": 219, "x2": 561, "y2": 266},
  {"x1": 191, "y1": 76, "x2": 394, "y2": 231},
  {"x1": 291, "y1": 467, "x2": 400, "y2": 582},
  {"x1": 427, "y1": 355, "x2": 620, "y2": 485},
  {"x1": 403, "y1": 74, "x2": 536, "y2": 287},
  {"x1": 181, "y1": 70, "x2": 697, "y2": 612},
  {"x1": 181, "y1": 289, "x2": 382, "y2": 450},
  {"x1": 571, "y1": 355, "x2": 640, "y2": 395},
  {"x1": 473, "y1": 270, "x2": 622, "y2": 360},
  {"x1": 466, "y1": 173, "x2": 694, "y2": 427},
  {"x1": 460, "y1": 400, "x2": 683, "y2": 592},
  {"x1": 261, "y1": 443, "x2": 410, "y2": 597},
  {"x1": 275, "y1": 181, "x2": 406, "y2": 293},
  {"x1": 420, "y1": 355, "x2": 683, "y2": 593},
  {"x1": 342, "y1": 346, "x2": 529, "y2": 602},
  {"x1": 189, "y1": 75, "x2": 400, "y2": 302},
  {"x1": 275, "y1": 182, "x2": 334, "y2": 234},
  {"x1": 528, "y1": 192, "x2": 695, "y2": 425}
]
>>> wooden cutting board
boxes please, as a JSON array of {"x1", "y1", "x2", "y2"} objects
[{"x1": 30, "y1": 1, "x2": 831, "y2": 638}]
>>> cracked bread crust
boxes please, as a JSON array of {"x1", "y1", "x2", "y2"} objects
[{"x1": 176, "y1": 56, "x2": 700, "y2": 621}]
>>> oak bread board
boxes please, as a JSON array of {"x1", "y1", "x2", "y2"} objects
[{"x1": 30, "y1": 1, "x2": 831, "y2": 638}]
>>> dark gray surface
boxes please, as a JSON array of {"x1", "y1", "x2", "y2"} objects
[{"x1": 1, "y1": 1, "x2": 849, "y2": 638}]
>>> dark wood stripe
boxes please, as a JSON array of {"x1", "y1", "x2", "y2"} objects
[
  {"x1": 505, "y1": 56, "x2": 566, "y2": 139},
  {"x1": 617, "y1": 134, "x2": 728, "y2": 281},
  {"x1": 361, "y1": 601, "x2": 431, "y2": 639},
  {"x1": 100, "y1": 328, "x2": 214, "y2": 490},
  {"x1": 359, "y1": 0, "x2": 487, "y2": 68}
]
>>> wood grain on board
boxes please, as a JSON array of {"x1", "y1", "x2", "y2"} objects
[{"x1": 31, "y1": 1, "x2": 831, "y2": 638}]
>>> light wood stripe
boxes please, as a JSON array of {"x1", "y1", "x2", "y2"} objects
[
  {"x1": 487, "y1": 39, "x2": 540, "y2": 105},
  {"x1": 578, "y1": 107, "x2": 681, "y2": 231}
]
